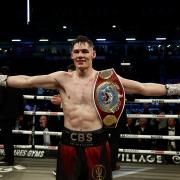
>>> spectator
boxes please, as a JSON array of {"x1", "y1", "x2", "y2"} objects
[
  {"x1": 14, "y1": 114, "x2": 29, "y2": 145},
  {"x1": 32, "y1": 115, "x2": 57, "y2": 146},
  {"x1": 135, "y1": 117, "x2": 152, "y2": 150},
  {"x1": 158, "y1": 118, "x2": 180, "y2": 163},
  {"x1": 120, "y1": 116, "x2": 137, "y2": 149},
  {"x1": 0, "y1": 66, "x2": 24, "y2": 166},
  {"x1": 158, "y1": 118, "x2": 180, "y2": 151}
]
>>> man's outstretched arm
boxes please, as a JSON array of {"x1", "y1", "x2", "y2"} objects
[
  {"x1": 120, "y1": 77, "x2": 180, "y2": 96},
  {"x1": 0, "y1": 72, "x2": 61, "y2": 89}
]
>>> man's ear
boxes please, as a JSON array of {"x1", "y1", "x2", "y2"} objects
[
  {"x1": 71, "y1": 52, "x2": 73, "y2": 59},
  {"x1": 93, "y1": 50, "x2": 96, "y2": 59}
]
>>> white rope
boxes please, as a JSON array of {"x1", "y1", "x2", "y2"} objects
[
  {"x1": 13, "y1": 130, "x2": 62, "y2": 136},
  {"x1": 23, "y1": 95, "x2": 180, "y2": 104},
  {"x1": 120, "y1": 134, "x2": 180, "y2": 140},
  {"x1": 118, "y1": 148, "x2": 180, "y2": 156},
  {"x1": 0, "y1": 144, "x2": 58, "y2": 150},
  {"x1": 134, "y1": 99, "x2": 180, "y2": 103},
  {"x1": 23, "y1": 95, "x2": 52, "y2": 100},
  {"x1": 23, "y1": 110, "x2": 180, "y2": 119},
  {"x1": 14, "y1": 145, "x2": 32, "y2": 149},
  {"x1": 24, "y1": 111, "x2": 64, "y2": 116},
  {"x1": 35, "y1": 145, "x2": 58, "y2": 150},
  {"x1": 12, "y1": 130, "x2": 180, "y2": 140},
  {"x1": 1, "y1": 144, "x2": 179, "y2": 156},
  {"x1": 127, "y1": 114, "x2": 180, "y2": 119},
  {"x1": 0, "y1": 144, "x2": 32, "y2": 149},
  {"x1": 13, "y1": 130, "x2": 32, "y2": 135}
]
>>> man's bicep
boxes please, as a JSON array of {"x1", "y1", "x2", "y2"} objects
[
  {"x1": 120, "y1": 77, "x2": 143, "y2": 94},
  {"x1": 7, "y1": 74, "x2": 57, "y2": 89},
  {"x1": 33, "y1": 74, "x2": 60, "y2": 89}
]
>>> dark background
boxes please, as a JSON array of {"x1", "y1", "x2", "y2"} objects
[
  {"x1": 0, "y1": 0, "x2": 179, "y2": 40},
  {"x1": 0, "y1": 0, "x2": 179, "y2": 84}
]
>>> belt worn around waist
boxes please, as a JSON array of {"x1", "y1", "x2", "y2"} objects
[{"x1": 61, "y1": 128, "x2": 108, "y2": 147}]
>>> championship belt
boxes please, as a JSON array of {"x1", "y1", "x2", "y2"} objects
[{"x1": 94, "y1": 68, "x2": 125, "y2": 128}]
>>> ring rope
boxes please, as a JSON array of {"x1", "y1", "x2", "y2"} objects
[
  {"x1": 119, "y1": 134, "x2": 180, "y2": 140},
  {"x1": 23, "y1": 95, "x2": 52, "y2": 100},
  {"x1": 134, "y1": 99, "x2": 180, "y2": 103},
  {"x1": 13, "y1": 130, "x2": 62, "y2": 136},
  {"x1": 23, "y1": 95, "x2": 180, "y2": 104},
  {"x1": 1, "y1": 144, "x2": 179, "y2": 156},
  {"x1": 24, "y1": 111, "x2": 64, "y2": 116},
  {"x1": 118, "y1": 149, "x2": 180, "y2": 156},
  {"x1": 23, "y1": 111, "x2": 180, "y2": 119},
  {"x1": 12, "y1": 130, "x2": 180, "y2": 140},
  {"x1": 31, "y1": 105, "x2": 37, "y2": 148},
  {"x1": 0, "y1": 144, "x2": 57, "y2": 150},
  {"x1": 127, "y1": 114, "x2": 180, "y2": 119}
]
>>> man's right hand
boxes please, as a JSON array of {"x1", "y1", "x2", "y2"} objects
[{"x1": 51, "y1": 95, "x2": 61, "y2": 105}]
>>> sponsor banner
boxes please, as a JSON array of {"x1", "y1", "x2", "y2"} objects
[
  {"x1": 118, "y1": 153, "x2": 180, "y2": 164},
  {"x1": 172, "y1": 155, "x2": 180, "y2": 164},
  {"x1": 0, "y1": 149, "x2": 45, "y2": 158},
  {"x1": 1, "y1": 148, "x2": 180, "y2": 164}
]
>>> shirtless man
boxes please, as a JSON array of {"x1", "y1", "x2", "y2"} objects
[
  {"x1": 0, "y1": 35, "x2": 180, "y2": 180},
  {"x1": 51, "y1": 64, "x2": 75, "y2": 177}
]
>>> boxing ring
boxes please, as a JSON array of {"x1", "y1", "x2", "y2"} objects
[
  {"x1": 1, "y1": 159, "x2": 180, "y2": 180},
  {"x1": 1, "y1": 95, "x2": 180, "y2": 179}
]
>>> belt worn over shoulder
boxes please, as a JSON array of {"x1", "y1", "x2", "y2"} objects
[
  {"x1": 61, "y1": 127, "x2": 108, "y2": 147},
  {"x1": 94, "y1": 68, "x2": 125, "y2": 128}
]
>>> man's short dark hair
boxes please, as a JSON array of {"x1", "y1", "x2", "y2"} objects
[{"x1": 70, "y1": 35, "x2": 94, "y2": 51}]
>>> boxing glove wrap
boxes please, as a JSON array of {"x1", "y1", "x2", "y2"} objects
[
  {"x1": 165, "y1": 84, "x2": 180, "y2": 96},
  {"x1": 0, "y1": 75, "x2": 8, "y2": 87}
]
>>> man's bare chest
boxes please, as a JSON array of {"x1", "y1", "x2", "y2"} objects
[{"x1": 65, "y1": 80, "x2": 94, "y2": 103}]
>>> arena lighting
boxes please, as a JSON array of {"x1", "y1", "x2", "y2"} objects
[
  {"x1": 156, "y1": 37, "x2": 166, "y2": 40},
  {"x1": 62, "y1": 25, "x2": 67, "y2": 29},
  {"x1": 26, "y1": 0, "x2": 30, "y2": 25},
  {"x1": 11, "y1": 39, "x2": 21, "y2": 42},
  {"x1": 96, "y1": 38, "x2": 106, "y2": 41},
  {"x1": 39, "y1": 39, "x2": 49, "y2": 42},
  {"x1": 125, "y1": 38, "x2": 136, "y2": 41},
  {"x1": 67, "y1": 39, "x2": 75, "y2": 41},
  {"x1": 121, "y1": 62, "x2": 131, "y2": 66}
]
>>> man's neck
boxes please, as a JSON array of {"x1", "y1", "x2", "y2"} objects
[{"x1": 76, "y1": 68, "x2": 95, "y2": 78}]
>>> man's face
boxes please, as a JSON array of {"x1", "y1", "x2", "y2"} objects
[
  {"x1": 39, "y1": 116, "x2": 48, "y2": 128},
  {"x1": 168, "y1": 118, "x2": 176, "y2": 127},
  {"x1": 71, "y1": 42, "x2": 96, "y2": 70}
]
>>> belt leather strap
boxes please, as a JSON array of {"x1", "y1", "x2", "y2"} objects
[{"x1": 94, "y1": 68, "x2": 125, "y2": 128}]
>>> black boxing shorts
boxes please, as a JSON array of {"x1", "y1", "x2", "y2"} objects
[{"x1": 56, "y1": 127, "x2": 112, "y2": 180}]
